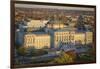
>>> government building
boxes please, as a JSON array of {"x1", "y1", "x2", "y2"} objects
[
  {"x1": 24, "y1": 31, "x2": 93, "y2": 49},
  {"x1": 54, "y1": 30, "x2": 93, "y2": 48},
  {"x1": 27, "y1": 20, "x2": 49, "y2": 31},
  {"x1": 24, "y1": 32, "x2": 51, "y2": 49}
]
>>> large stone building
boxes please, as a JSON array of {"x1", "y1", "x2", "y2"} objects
[
  {"x1": 53, "y1": 29, "x2": 93, "y2": 48},
  {"x1": 24, "y1": 32, "x2": 51, "y2": 49},
  {"x1": 47, "y1": 23, "x2": 67, "y2": 29},
  {"x1": 54, "y1": 30, "x2": 75, "y2": 47},
  {"x1": 85, "y1": 32, "x2": 93, "y2": 44},
  {"x1": 74, "y1": 33, "x2": 85, "y2": 44},
  {"x1": 24, "y1": 29, "x2": 93, "y2": 49},
  {"x1": 27, "y1": 20, "x2": 48, "y2": 31},
  {"x1": 24, "y1": 21, "x2": 93, "y2": 49}
]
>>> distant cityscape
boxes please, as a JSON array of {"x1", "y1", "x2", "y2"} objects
[{"x1": 14, "y1": 4, "x2": 96, "y2": 66}]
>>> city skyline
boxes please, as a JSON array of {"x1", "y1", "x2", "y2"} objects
[{"x1": 13, "y1": 2, "x2": 96, "y2": 68}]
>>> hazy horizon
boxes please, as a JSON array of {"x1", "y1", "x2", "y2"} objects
[{"x1": 15, "y1": 4, "x2": 95, "y2": 11}]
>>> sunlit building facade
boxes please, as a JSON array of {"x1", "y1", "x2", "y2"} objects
[
  {"x1": 24, "y1": 33, "x2": 50, "y2": 49},
  {"x1": 85, "y1": 32, "x2": 93, "y2": 44},
  {"x1": 24, "y1": 29, "x2": 93, "y2": 49},
  {"x1": 54, "y1": 30, "x2": 93, "y2": 48},
  {"x1": 24, "y1": 34, "x2": 35, "y2": 48},
  {"x1": 27, "y1": 20, "x2": 48, "y2": 31},
  {"x1": 54, "y1": 31, "x2": 75, "y2": 47},
  {"x1": 47, "y1": 23, "x2": 67, "y2": 29},
  {"x1": 34, "y1": 34, "x2": 51, "y2": 49},
  {"x1": 74, "y1": 33, "x2": 85, "y2": 44}
]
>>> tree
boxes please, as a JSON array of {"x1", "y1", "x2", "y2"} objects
[
  {"x1": 43, "y1": 46, "x2": 49, "y2": 49},
  {"x1": 27, "y1": 47, "x2": 38, "y2": 56},
  {"x1": 78, "y1": 54, "x2": 95, "y2": 62},
  {"x1": 27, "y1": 47, "x2": 48, "y2": 56},
  {"x1": 17, "y1": 47, "x2": 27, "y2": 64},
  {"x1": 67, "y1": 17, "x2": 72, "y2": 23},
  {"x1": 77, "y1": 15, "x2": 86, "y2": 31},
  {"x1": 53, "y1": 52, "x2": 74, "y2": 64},
  {"x1": 49, "y1": 15, "x2": 55, "y2": 23},
  {"x1": 17, "y1": 47, "x2": 27, "y2": 57}
]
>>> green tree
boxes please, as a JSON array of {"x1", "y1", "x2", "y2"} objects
[
  {"x1": 17, "y1": 47, "x2": 27, "y2": 58},
  {"x1": 78, "y1": 54, "x2": 95, "y2": 62},
  {"x1": 43, "y1": 46, "x2": 49, "y2": 49},
  {"x1": 26, "y1": 47, "x2": 36, "y2": 56}
]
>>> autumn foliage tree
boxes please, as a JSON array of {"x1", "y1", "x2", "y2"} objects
[{"x1": 53, "y1": 52, "x2": 74, "y2": 64}]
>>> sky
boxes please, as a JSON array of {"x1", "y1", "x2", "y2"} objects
[{"x1": 15, "y1": 3, "x2": 95, "y2": 11}]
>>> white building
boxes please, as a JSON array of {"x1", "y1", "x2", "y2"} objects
[{"x1": 24, "y1": 32, "x2": 51, "y2": 49}]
